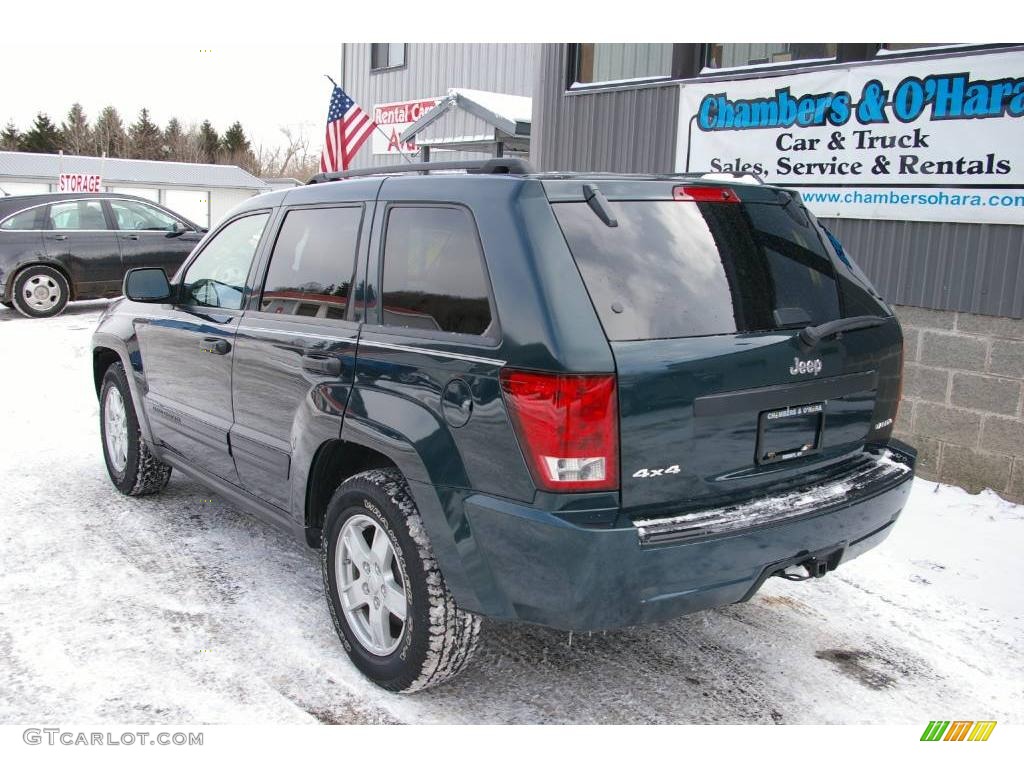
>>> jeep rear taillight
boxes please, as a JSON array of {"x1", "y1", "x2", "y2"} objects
[{"x1": 499, "y1": 370, "x2": 619, "y2": 492}]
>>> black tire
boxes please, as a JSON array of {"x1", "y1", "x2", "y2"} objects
[
  {"x1": 322, "y1": 468, "x2": 481, "y2": 692},
  {"x1": 100, "y1": 362, "x2": 172, "y2": 496},
  {"x1": 12, "y1": 265, "x2": 70, "y2": 319}
]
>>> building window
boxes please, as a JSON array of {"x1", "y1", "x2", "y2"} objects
[
  {"x1": 704, "y1": 43, "x2": 837, "y2": 71},
  {"x1": 575, "y1": 43, "x2": 673, "y2": 85},
  {"x1": 371, "y1": 43, "x2": 406, "y2": 71},
  {"x1": 877, "y1": 43, "x2": 966, "y2": 56}
]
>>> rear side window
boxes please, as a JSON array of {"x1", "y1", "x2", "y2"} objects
[
  {"x1": 261, "y1": 207, "x2": 362, "y2": 320},
  {"x1": 381, "y1": 206, "x2": 492, "y2": 336},
  {"x1": 0, "y1": 207, "x2": 41, "y2": 230},
  {"x1": 553, "y1": 198, "x2": 841, "y2": 341},
  {"x1": 48, "y1": 200, "x2": 109, "y2": 230}
]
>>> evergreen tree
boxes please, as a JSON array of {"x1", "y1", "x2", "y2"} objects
[
  {"x1": 20, "y1": 113, "x2": 62, "y2": 153},
  {"x1": 222, "y1": 121, "x2": 249, "y2": 153},
  {"x1": 222, "y1": 121, "x2": 253, "y2": 167},
  {"x1": 199, "y1": 120, "x2": 220, "y2": 163},
  {"x1": 93, "y1": 106, "x2": 127, "y2": 157},
  {"x1": 128, "y1": 108, "x2": 163, "y2": 160},
  {"x1": 60, "y1": 103, "x2": 92, "y2": 155},
  {"x1": 0, "y1": 121, "x2": 20, "y2": 151},
  {"x1": 162, "y1": 117, "x2": 184, "y2": 160}
]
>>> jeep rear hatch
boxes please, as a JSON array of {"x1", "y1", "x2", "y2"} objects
[{"x1": 547, "y1": 180, "x2": 902, "y2": 517}]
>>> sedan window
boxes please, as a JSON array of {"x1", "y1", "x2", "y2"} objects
[
  {"x1": 47, "y1": 200, "x2": 109, "y2": 230},
  {"x1": 0, "y1": 207, "x2": 42, "y2": 230},
  {"x1": 110, "y1": 200, "x2": 181, "y2": 232}
]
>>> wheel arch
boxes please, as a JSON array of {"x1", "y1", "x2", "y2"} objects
[
  {"x1": 305, "y1": 431, "x2": 484, "y2": 614},
  {"x1": 91, "y1": 337, "x2": 156, "y2": 444},
  {"x1": 304, "y1": 439, "x2": 398, "y2": 545}
]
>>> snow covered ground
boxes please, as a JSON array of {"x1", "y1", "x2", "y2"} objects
[{"x1": 0, "y1": 301, "x2": 1021, "y2": 724}]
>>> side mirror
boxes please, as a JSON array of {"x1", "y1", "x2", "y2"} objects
[
  {"x1": 124, "y1": 268, "x2": 172, "y2": 302},
  {"x1": 172, "y1": 221, "x2": 186, "y2": 233}
]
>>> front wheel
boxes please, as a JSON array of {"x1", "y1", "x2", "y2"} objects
[
  {"x1": 100, "y1": 362, "x2": 172, "y2": 496},
  {"x1": 12, "y1": 265, "x2": 69, "y2": 318},
  {"x1": 322, "y1": 469, "x2": 481, "y2": 692}
]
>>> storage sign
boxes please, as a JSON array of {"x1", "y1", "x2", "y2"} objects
[
  {"x1": 675, "y1": 50, "x2": 1024, "y2": 224},
  {"x1": 372, "y1": 98, "x2": 440, "y2": 156},
  {"x1": 57, "y1": 173, "x2": 102, "y2": 193}
]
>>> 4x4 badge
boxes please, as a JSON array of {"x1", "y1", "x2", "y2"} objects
[{"x1": 790, "y1": 357, "x2": 823, "y2": 376}]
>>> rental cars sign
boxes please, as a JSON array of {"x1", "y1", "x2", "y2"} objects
[
  {"x1": 675, "y1": 50, "x2": 1024, "y2": 224},
  {"x1": 57, "y1": 173, "x2": 102, "y2": 193},
  {"x1": 372, "y1": 98, "x2": 440, "y2": 156}
]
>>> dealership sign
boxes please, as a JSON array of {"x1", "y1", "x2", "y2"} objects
[
  {"x1": 372, "y1": 98, "x2": 440, "y2": 156},
  {"x1": 57, "y1": 173, "x2": 102, "y2": 193},
  {"x1": 675, "y1": 50, "x2": 1024, "y2": 224}
]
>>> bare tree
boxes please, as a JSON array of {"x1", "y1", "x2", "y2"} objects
[{"x1": 249, "y1": 125, "x2": 319, "y2": 180}]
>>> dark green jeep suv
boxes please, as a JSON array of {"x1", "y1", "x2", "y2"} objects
[{"x1": 91, "y1": 159, "x2": 915, "y2": 691}]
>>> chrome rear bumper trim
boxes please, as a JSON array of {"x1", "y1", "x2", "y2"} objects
[{"x1": 633, "y1": 449, "x2": 912, "y2": 545}]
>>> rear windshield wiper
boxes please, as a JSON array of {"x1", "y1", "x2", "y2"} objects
[
  {"x1": 582, "y1": 184, "x2": 618, "y2": 228},
  {"x1": 798, "y1": 315, "x2": 887, "y2": 347}
]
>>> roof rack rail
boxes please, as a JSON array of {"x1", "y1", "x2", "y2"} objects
[{"x1": 307, "y1": 157, "x2": 535, "y2": 184}]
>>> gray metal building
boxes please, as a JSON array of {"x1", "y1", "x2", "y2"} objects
[{"x1": 339, "y1": 43, "x2": 537, "y2": 168}]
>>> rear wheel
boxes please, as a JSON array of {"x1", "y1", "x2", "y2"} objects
[
  {"x1": 12, "y1": 265, "x2": 69, "y2": 319},
  {"x1": 322, "y1": 468, "x2": 481, "y2": 692},
  {"x1": 100, "y1": 362, "x2": 172, "y2": 496}
]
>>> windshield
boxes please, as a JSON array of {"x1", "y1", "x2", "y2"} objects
[{"x1": 553, "y1": 198, "x2": 842, "y2": 341}]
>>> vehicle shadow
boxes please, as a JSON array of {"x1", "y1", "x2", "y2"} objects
[{"x1": 0, "y1": 299, "x2": 112, "y2": 322}]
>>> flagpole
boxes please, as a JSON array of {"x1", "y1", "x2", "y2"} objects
[{"x1": 324, "y1": 74, "x2": 415, "y2": 166}]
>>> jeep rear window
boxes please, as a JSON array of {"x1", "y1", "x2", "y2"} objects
[{"x1": 552, "y1": 199, "x2": 842, "y2": 341}]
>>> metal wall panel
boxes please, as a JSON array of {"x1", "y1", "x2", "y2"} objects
[
  {"x1": 531, "y1": 44, "x2": 680, "y2": 174},
  {"x1": 821, "y1": 217, "x2": 1024, "y2": 319},
  {"x1": 341, "y1": 43, "x2": 537, "y2": 168}
]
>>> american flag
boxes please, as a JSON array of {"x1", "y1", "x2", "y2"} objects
[{"x1": 319, "y1": 86, "x2": 376, "y2": 173}]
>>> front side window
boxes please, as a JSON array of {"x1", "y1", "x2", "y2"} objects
[
  {"x1": 0, "y1": 207, "x2": 43, "y2": 231},
  {"x1": 575, "y1": 43, "x2": 673, "y2": 85},
  {"x1": 705, "y1": 43, "x2": 836, "y2": 70},
  {"x1": 182, "y1": 213, "x2": 269, "y2": 310},
  {"x1": 371, "y1": 43, "x2": 406, "y2": 71},
  {"x1": 381, "y1": 206, "x2": 492, "y2": 336},
  {"x1": 110, "y1": 200, "x2": 181, "y2": 232},
  {"x1": 47, "y1": 200, "x2": 109, "y2": 230},
  {"x1": 261, "y1": 207, "x2": 362, "y2": 320}
]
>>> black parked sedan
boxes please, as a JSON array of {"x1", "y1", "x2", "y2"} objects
[{"x1": 0, "y1": 192, "x2": 205, "y2": 318}]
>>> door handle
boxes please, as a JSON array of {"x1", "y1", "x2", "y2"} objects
[
  {"x1": 302, "y1": 355, "x2": 342, "y2": 376},
  {"x1": 122, "y1": 234, "x2": 140, "y2": 240},
  {"x1": 199, "y1": 337, "x2": 231, "y2": 355},
  {"x1": 52, "y1": 234, "x2": 68, "y2": 241}
]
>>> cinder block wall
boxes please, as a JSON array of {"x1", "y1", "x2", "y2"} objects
[{"x1": 894, "y1": 305, "x2": 1024, "y2": 502}]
